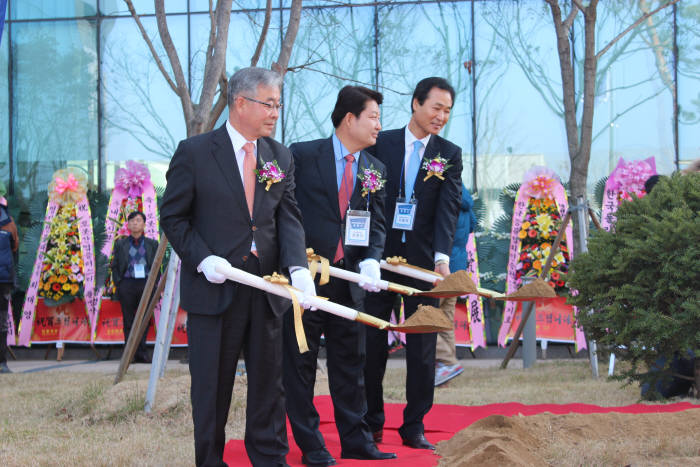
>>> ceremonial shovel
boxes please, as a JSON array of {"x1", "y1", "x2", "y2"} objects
[
  {"x1": 378, "y1": 258, "x2": 554, "y2": 301},
  {"x1": 214, "y1": 264, "x2": 452, "y2": 333}
]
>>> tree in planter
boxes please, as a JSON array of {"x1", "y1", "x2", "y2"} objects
[{"x1": 569, "y1": 173, "x2": 700, "y2": 398}]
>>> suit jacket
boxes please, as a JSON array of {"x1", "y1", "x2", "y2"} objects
[
  {"x1": 160, "y1": 124, "x2": 308, "y2": 316},
  {"x1": 368, "y1": 127, "x2": 462, "y2": 282},
  {"x1": 110, "y1": 236, "x2": 159, "y2": 286},
  {"x1": 290, "y1": 137, "x2": 387, "y2": 303}
]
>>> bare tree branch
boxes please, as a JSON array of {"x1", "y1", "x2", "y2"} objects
[
  {"x1": 206, "y1": 71, "x2": 229, "y2": 132},
  {"x1": 295, "y1": 66, "x2": 408, "y2": 95},
  {"x1": 205, "y1": 0, "x2": 217, "y2": 65},
  {"x1": 153, "y1": 0, "x2": 193, "y2": 126},
  {"x1": 596, "y1": 0, "x2": 680, "y2": 60},
  {"x1": 273, "y1": 0, "x2": 303, "y2": 74},
  {"x1": 123, "y1": 0, "x2": 178, "y2": 94},
  {"x1": 251, "y1": 0, "x2": 273, "y2": 67},
  {"x1": 563, "y1": 3, "x2": 580, "y2": 31},
  {"x1": 571, "y1": 0, "x2": 586, "y2": 12},
  {"x1": 193, "y1": 0, "x2": 234, "y2": 135},
  {"x1": 286, "y1": 59, "x2": 324, "y2": 72}
]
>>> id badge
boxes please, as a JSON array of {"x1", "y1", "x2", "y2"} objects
[
  {"x1": 345, "y1": 210, "x2": 371, "y2": 247},
  {"x1": 392, "y1": 197, "x2": 417, "y2": 231},
  {"x1": 133, "y1": 263, "x2": 146, "y2": 279}
]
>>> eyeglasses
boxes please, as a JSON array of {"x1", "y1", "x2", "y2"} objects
[{"x1": 241, "y1": 96, "x2": 283, "y2": 111}]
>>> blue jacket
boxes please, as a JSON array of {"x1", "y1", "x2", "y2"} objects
[{"x1": 449, "y1": 184, "x2": 477, "y2": 272}]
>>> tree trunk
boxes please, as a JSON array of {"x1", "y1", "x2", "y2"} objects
[{"x1": 695, "y1": 357, "x2": 700, "y2": 398}]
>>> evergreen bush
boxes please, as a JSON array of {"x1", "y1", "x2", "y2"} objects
[{"x1": 569, "y1": 173, "x2": 700, "y2": 398}]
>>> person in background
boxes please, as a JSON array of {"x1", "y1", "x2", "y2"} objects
[
  {"x1": 110, "y1": 211, "x2": 159, "y2": 364},
  {"x1": 0, "y1": 188, "x2": 18, "y2": 374},
  {"x1": 435, "y1": 183, "x2": 477, "y2": 386}
]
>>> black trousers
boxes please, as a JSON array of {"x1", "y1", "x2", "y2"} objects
[
  {"x1": 363, "y1": 278, "x2": 438, "y2": 439},
  {"x1": 116, "y1": 278, "x2": 149, "y2": 361},
  {"x1": 187, "y1": 256, "x2": 288, "y2": 467},
  {"x1": 282, "y1": 274, "x2": 373, "y2": 454}
]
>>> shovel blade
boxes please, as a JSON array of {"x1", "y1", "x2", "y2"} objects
[{"x1": 388, "y1": 304, "x2": 453, "y2": 333}]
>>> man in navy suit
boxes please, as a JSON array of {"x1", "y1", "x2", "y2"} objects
[
  {"x1": 363, "y1": 77, "x2": 463, "y2": 450},
  {"x1": 161, "y1": 67, "x2": 317, "y2": 467},
  {"x1": 283, "y1": 86, "x2": 396, "y2": 466}
]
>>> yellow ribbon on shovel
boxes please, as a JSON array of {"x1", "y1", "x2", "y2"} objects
[
  {"x1": 264, "y1": 272, "x2": 308, "y2": 353},
  {"x1": 306, "y1": 248, "x2": 330, "y2": 286}
]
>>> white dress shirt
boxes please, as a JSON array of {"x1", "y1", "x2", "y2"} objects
[{"x1": 403, "y1": 127, "x2": 449, "y2": 265}]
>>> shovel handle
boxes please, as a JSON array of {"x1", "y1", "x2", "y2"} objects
[
  {"x1": 379, "y1": 260, "x2": 442, "y2": 285},
  {"x1": 215, "y1": 265, "x2": 358, "y2": 321}
]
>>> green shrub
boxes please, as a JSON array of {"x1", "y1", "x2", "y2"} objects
[{"x1": 569, "y1": 173, "x2": 699, "y2": 397}]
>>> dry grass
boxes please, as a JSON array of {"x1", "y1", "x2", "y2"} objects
[{"x1": 0, "y1": 360, "x2": 696, "y2": 466}]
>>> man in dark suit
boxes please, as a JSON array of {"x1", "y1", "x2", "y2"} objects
[
  {"x1": 283, "y1": 86, "x2": 396, "y2": 466},
  {"x1": 110, "y1": 211, "x2": 159, "y2": 364},
  {"x1": 160, "y1": 67, "x2": 317, "y2": 467},
  {"x1": 363, "y1": 77, "x2": 462, "y2": 450}
]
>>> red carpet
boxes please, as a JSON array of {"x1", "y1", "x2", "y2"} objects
[{"x1": 224, "y1": 396, "x2": 700, "y2": 466}]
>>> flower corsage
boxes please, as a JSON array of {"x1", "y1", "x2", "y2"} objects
[
  {"x1": 357, "y1": 165, "x2": 386, "y2": 197},
  {"x1": 422, "y1": 155, "x2": 450, "y2": 181},
  {"x1": 256, "y1": 160, "x2": 286, "y2": 191}
]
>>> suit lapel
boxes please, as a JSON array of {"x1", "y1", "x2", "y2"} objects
[
  {"x1": 350, "y1": 151, "x2": 369, "y2": 210},
  {"x1": 390, "y1": 128, "x2": 407, "y2": 196},
  {"x1": 315, "y1": 137, "x2": 342, "y2": 220},
  {"x1": 211, "y1": 125, "x2": 249, "y2": 220},
  {"x1": 252, "y1": 138, "x2": 273, "y2": 219}
]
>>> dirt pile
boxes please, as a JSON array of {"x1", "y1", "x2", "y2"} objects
[
  {"x1": 437, "y1": 409, "x2": 700, "y2": 466},
  {"x1": 425, "y1": 271, "x2": 477, "y2": 297},
  {"x1": 396, "y1": 305, "x2": 453, "y2": 333},
  {"x1": 503, "y1": 277, "x2": 556, "y2": 300}
]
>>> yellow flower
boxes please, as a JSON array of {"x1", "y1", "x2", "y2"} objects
[
  {"x1": 58, "y1": 275, "x2": 68, "y2": 284},
  {"x1": 554, "y1": 252, "x2": 565, "y2": 264},
  {"x1": 518, "y1": 230, "x2": 527, "y2": 239},
  {"x1": 62, "y1": 283, "x2": 71, "y2": 291},
  {"x1": 70, "y1": 284, "x2": 79, "y2": 295},
  {"x1": 522, "y1": 221, "x2": 531, "y2": 229},
  {"x1": 535, "y1": 213, "x2": 554, "y2": 232}
]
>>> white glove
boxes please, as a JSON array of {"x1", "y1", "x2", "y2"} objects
[
  {"x1": 197, "y1": 255, "x2": 231, "y2": 284},
  {"x1": 290, "y1": 268, "x2": 317, "y2": 310},
  {"x1": 358, "y1": 258, "x2": 382, "y2": 292}
]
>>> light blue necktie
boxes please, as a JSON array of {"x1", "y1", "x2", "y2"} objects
[
  {"x1": 402, "y1": 140, "x2": 423, "y2": 243},
  {"x1": 405, "y1": 140, "x2": 423, "y2": 200}
]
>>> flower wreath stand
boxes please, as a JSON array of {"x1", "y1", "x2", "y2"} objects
[
  {"x1": 496, "y1": 168, "x2": 589, "y2": 371},
  {"x1": 499, "y1": 173, "x2": 606, "y2": 377},
  {"x1": 17, "y1": 169, "x2": 98, "y2": 358},
  {"x1": 97, "y1": 161, "x2": 161, "y2": 343},
  {"x1": 601, "y1": 157, "x2": 656, "y2": 231}
]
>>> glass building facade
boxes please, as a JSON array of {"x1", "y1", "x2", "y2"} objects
[{"x1": 1, "y1": 1, "x2": 698, "y2": 224}]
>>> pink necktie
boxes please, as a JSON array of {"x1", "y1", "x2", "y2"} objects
[
  {"x1": 334, "y1": 154, "x2": 355, "y2": 263},
  {"x1": 243, "y1": 142, "x2": 256, "y2": 217}
]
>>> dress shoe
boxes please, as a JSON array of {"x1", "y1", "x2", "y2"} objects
[
  {"x1": 300, "y1": 448, "x2": 336, "y2": 466},
  {"x1": 401, "y1": 433, "x2": 435, "y2": 450},
  {"x1": 372, "y1": 429, "x2": 383, "y2": 443},
  {"x1": 341, "y1": 444, "x2": 397, "y2": 460}
]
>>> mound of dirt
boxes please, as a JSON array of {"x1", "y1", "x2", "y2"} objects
[
  {"x1": 425, "y1": 271, "x2": 477, "y2": 297},
  {"x1": 396, "y1": 305, "x2": 453, "y2": 333},
  {"x1": 437, "y1": 409, "x2": 700, "y2": 466},
  {"x1": 501, "y1": 278, "x2": 556, "y2": 301}
]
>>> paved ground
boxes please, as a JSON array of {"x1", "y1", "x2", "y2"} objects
[{"x1": 1, "y1": 356, "x2": 553, "y2": 374}]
